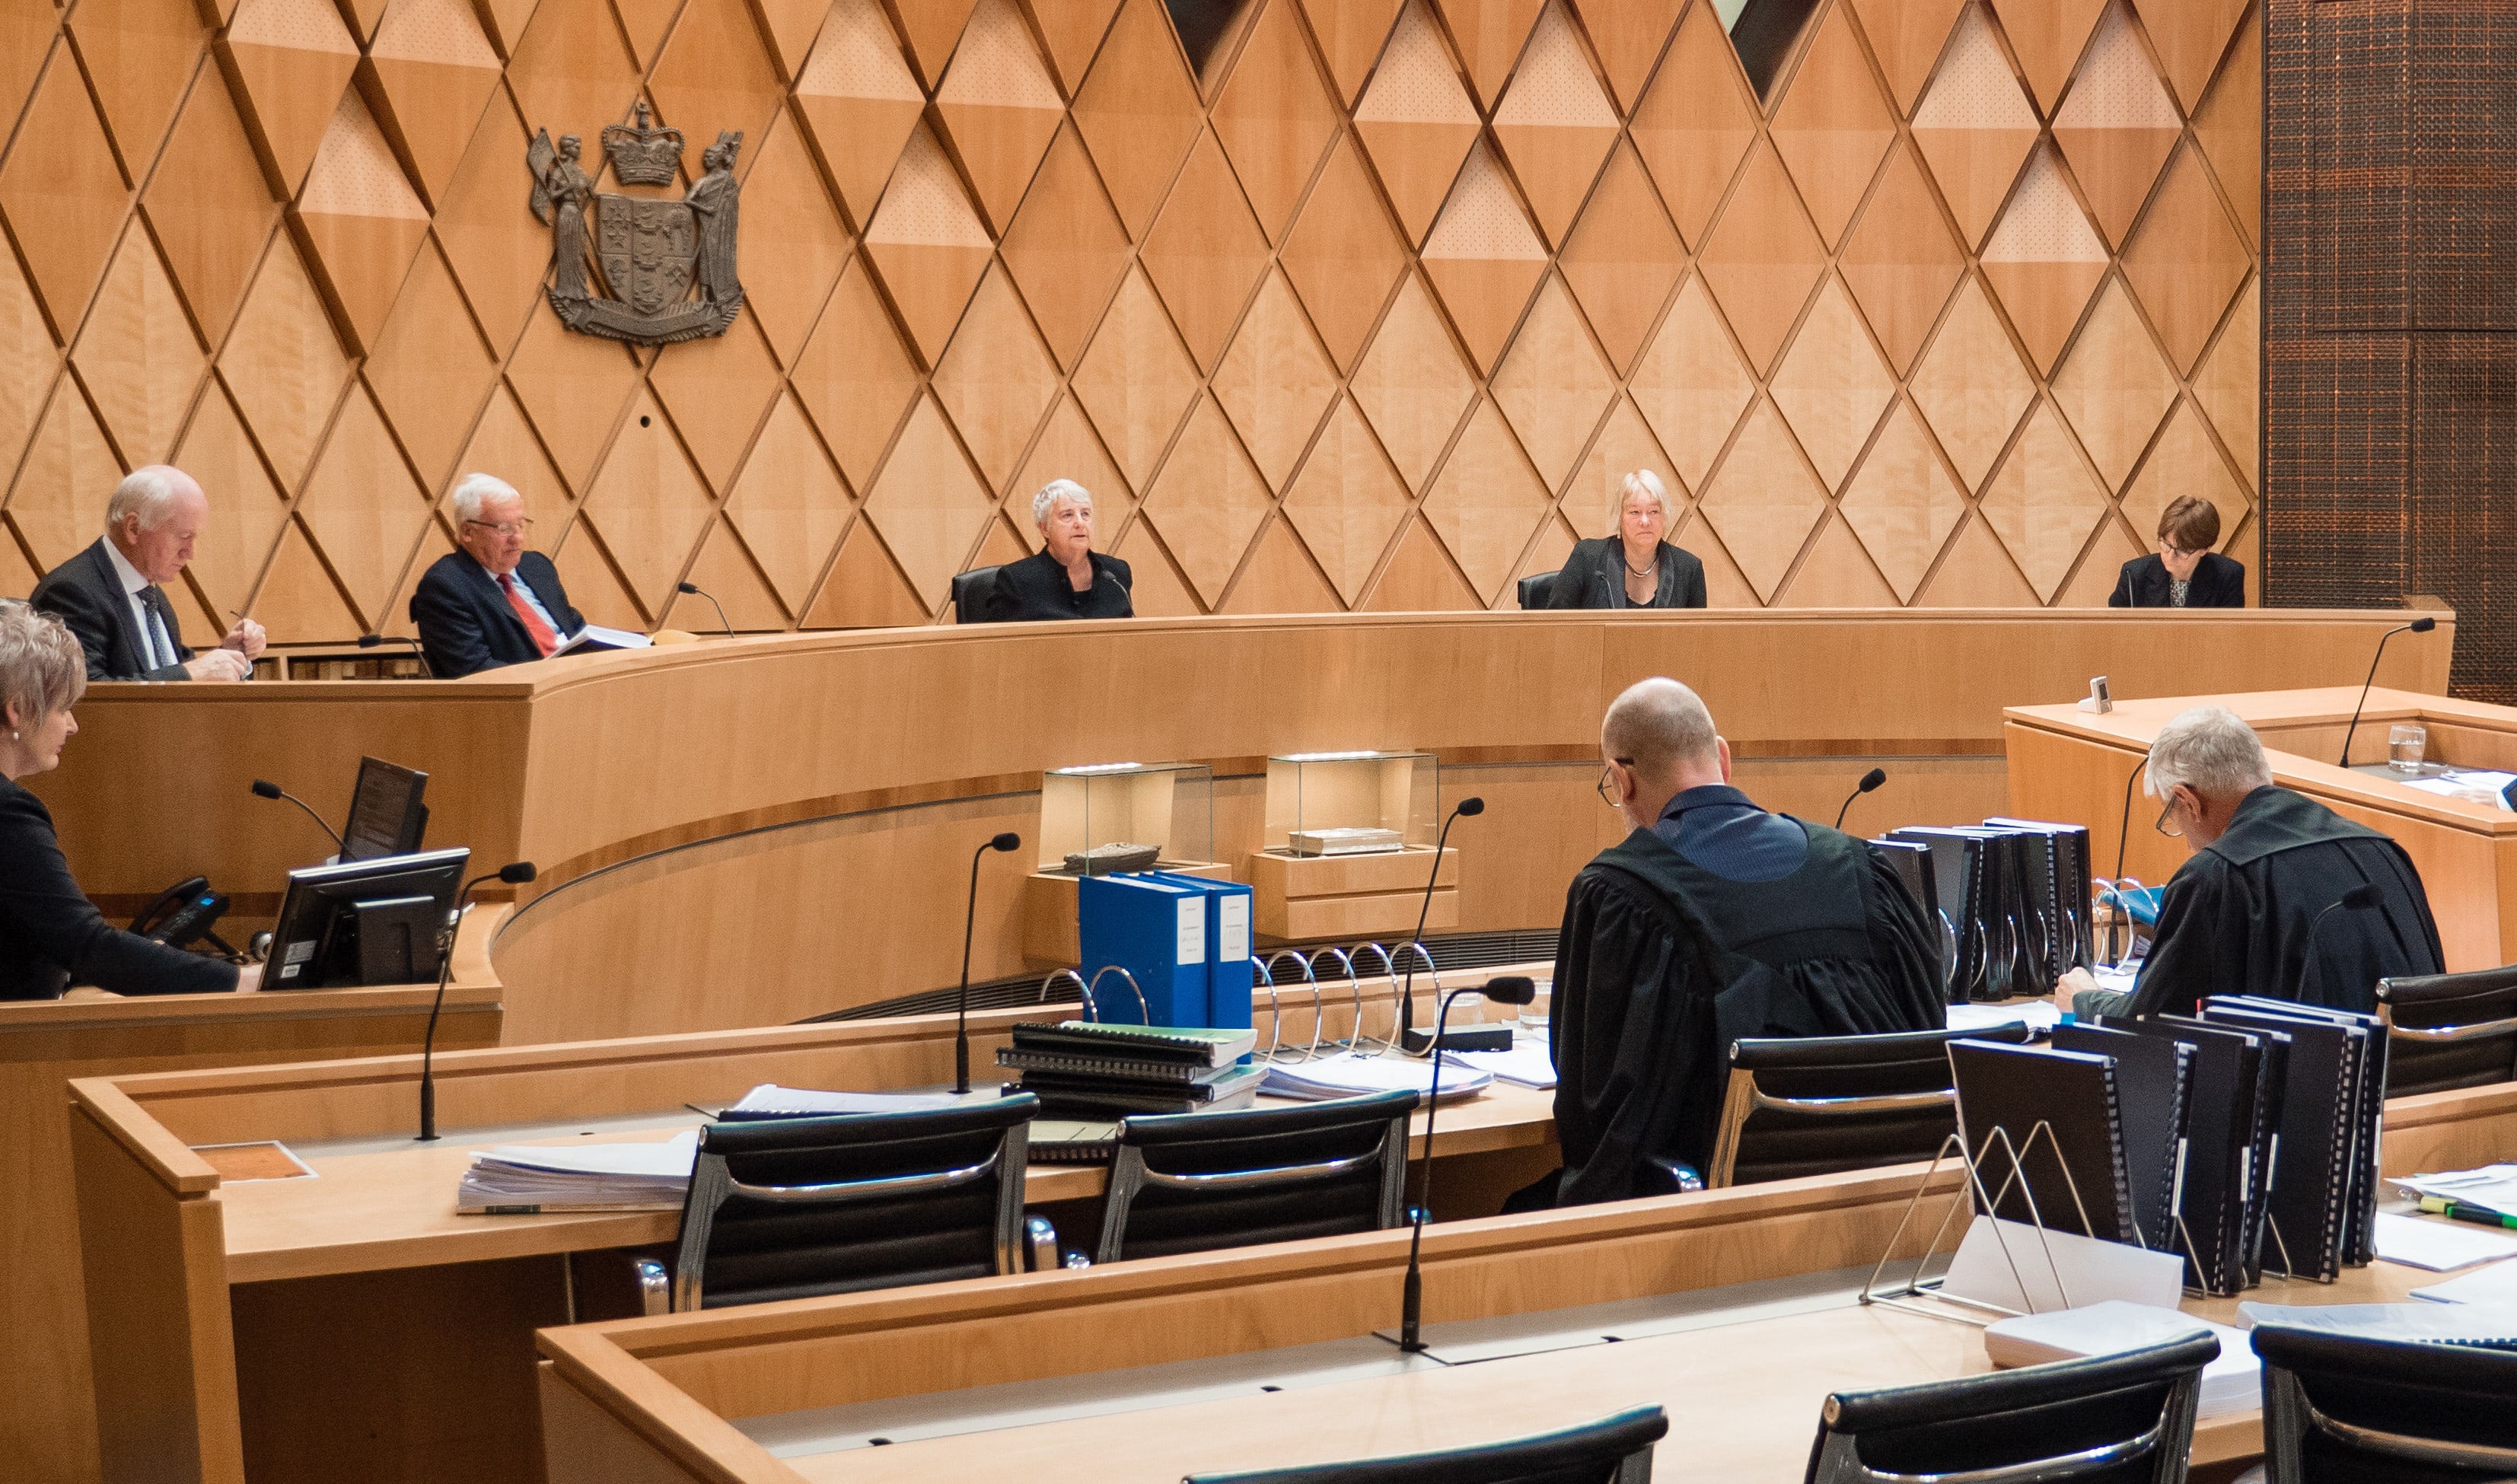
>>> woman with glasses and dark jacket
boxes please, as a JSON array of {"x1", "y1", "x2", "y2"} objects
[{"x1": 2109, "y1": 496, "x2": 2245, "y2": 607}]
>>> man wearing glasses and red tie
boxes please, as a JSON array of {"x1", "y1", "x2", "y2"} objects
[{"x1": 409, "y1": 472, "x2": 586, "y2": 678}]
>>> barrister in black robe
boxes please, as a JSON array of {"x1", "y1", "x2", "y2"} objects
[
  {"x1": 2073, "y1": 785, "x2": 2441, "y2": 1020},
  {"x1": 1532, "y1": 679, "x2": 1945, "y2": 1209}
]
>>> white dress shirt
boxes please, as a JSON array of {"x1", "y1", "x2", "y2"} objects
[
  {"x1": 492, "y1": 561, "x2": 566, "y2": 643},
  {"x1": 102, "y1": 539, "x2": 178, "y2": 671}
]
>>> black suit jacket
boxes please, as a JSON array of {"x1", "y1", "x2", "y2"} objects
[
  {"x1": 982, "y1": 550, "x2": 1133, "y2": 622},
  {"x1": 0, "y1": 780, "x2": 237, "y2": 999},
  {"x1": 28, "y1": 539, "x2": 196, "y2": 680},
  {"x1": 2108, "y1": 551, "x2": 2245, "y2": 608},
  {"x1": 1544, "y1": 538, "x2": 1709, "y2": 610},
  {"x1": 409, "y1": 550, "x2": 584, "y2": 678}
]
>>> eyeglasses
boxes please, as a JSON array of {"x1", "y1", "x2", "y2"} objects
[
  {"x1": 1597, "y1": 757, "x2": 1636, "y2": 807},
  {"x1": 2154, "y1": 795, "x2": 2185, "y2": 838},
  {"x1": 2159, "y1": 540, "x2": 2201, "y2": 559},
  {"x1": 464, "y1": 518, "x2": 535, "y2": 538}
]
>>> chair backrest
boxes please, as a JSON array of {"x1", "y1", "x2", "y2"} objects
[
  {"x1": 1710, "y1": 1022, "x2": 2034, "y2": 1188},
  {"x1": 671, "y1": 1094, "x2": 1036, "y2": 1310},
  {"x1": 1094, "y1": 1089, "x2": 1413, "y2": 1264},
  {"x1": 1185, "y1": 1404, "x2": 1668, "y2": 1484},
  {"x1": 1518, "y1": 571, "x2": 1557, "y2": 610},
  {"x1": 2375, "y1": 964, "x2": 2517, "y2": 1097},
  {"x1": 950, "y1": 565, "x2": 1001, "y2": 623},
  {"x1": 2253, "y1": 1317, "x2": 2517, "y2": 1484},
  {"x1": 1807, "y1": 1332, "x2": 2216, "y2": 1484}
]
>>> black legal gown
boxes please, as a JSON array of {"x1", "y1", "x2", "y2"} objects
[
  {"x1": 1546, "y1": 822, "x2": 1945, "y2": 1207},
  {"x1": 2083, "y1": 785, "x2": 2442, "y2": 1020}
]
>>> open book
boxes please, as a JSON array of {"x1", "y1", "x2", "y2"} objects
[{"x1": 550, "y1": 623, "x2": 653, "y2": 656}]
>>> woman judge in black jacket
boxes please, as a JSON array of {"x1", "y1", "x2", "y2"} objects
[
  {"x1": 2110, "y1": 495, "x2": 2245, "y2": 608},
  {"x1": 1545, "y1": 470, "x2": 1707, "y2": 610},
  {"x1": 983, "y1": 479, "x2": 1133, "y2": 623},
  {"x1": 0, "y1": 603, "x2": 245, "y2": 998}
]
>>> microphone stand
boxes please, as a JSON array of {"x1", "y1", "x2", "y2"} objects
[
  {"x1": 2338, "y1": 618, "x2": 2436, "y2": 768},
  {"x1": 1391, "y1": 973, "x2": 1534, "y2": 1353},
  {"x1": 677, "y1": 581, "x2": 734, "y2": 639},
  {"x1": 418, "y1": 866, "x2": 528, "y2": 1141},
  {"x1": 253, "y1": 782, "x2": 346, "y2": 855},
  {"x1": 2105, "y1": 756, "x2": 2147, "y2": 965},
  {"x1": 1397, "y1": 801, "x2": 1480, "y2": 1052},
  {"x1": 356, "y1": 632, "x2": 433, "y2": 678},
  {"x1": 2301, "y1": 887, "x2": 2383, "y2": 1004},
  {"x1": 954, "y1": 833, "x2": 1021, "y2": 1094}
]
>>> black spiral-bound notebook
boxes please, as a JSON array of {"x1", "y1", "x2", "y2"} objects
[
  {"x1": 2213, "y1": 997, "x2": 2386, "y2": 1266},
  {"x1": 2170, "y1": 1014, "x2": 2290, "y2": 1286},
  {"x1": 1948, "y1": 1038, "x2": 2136, "y2": 1245},
  {"x1": 2206, "y1": 1001, "x2": 2370, "y2": 1282},
  {"x1": 2052, "y1": 1024, "x2": 2194, "y2": 1255},
  {"x1": 2098, "y1": 1015, "x2": 2268, "y2": 1295}
]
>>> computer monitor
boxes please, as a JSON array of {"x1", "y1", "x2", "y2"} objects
[
  {"x1": 265, "y1": 847, "x2": 469, "y2": 989},
  {"x1": 341, "y1": 756, "x2": 429, "y2": 861}
]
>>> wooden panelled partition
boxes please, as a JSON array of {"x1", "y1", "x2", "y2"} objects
[
  {"x1": 27, "y1": 609, "x2": 2450, "y2": 1047},
  {"x1": 0, "y1": 0, "x2": 2259, "y2": 632}
]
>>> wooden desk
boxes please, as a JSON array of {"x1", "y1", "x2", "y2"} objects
[
  {"x1": 527, "y1": 1080, "x2": 2517, "y2": 1484},
  {"x1": 2006, "y1": 687, "x2": 2517, "y2": 970},
  {"x1": 2, "y1": 907, "x2": 503, "y2": 1484},
  {"x1": 65, "y1": 970, "x2": 1553, "y2": 1484},
  {"x1": 26, "y1": 611, "x2": 2453, "y2": 1043}
]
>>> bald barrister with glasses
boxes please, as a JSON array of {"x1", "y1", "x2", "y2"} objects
[{"x1": 410, "y1": 473, "x2": 586, "y2": 678}]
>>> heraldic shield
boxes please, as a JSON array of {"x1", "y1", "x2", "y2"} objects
[{"x1": 527, "y1": 104, "x2": 744, "y2": 347}]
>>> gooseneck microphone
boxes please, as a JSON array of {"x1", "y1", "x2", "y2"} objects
[
  {"x1": 1397, "y1": 798, "x2": 1483, "y2": 1052},
  {"x1": 2302, "y1": 884, "x2": 2385, "y2": 1004},
  {"x1": 2105, "y1": 755, "x2": 2149, "y2": 964},
  {"x1": 954, "y1": 832, "x2": 1024, "y2": 1094},
  {"x1": 251, "y1": 779, "x2": 347, "y2": 855},
  {"x1": 356, "y1": 632, "x2": 433, "y2": 677},
  {"x1": 677, "y1": 581, "x2": 734, "y2": 639},
  {"x1": 418, "y1": 861, "x2": 536, "y2": 1141},
  {"x1": 2338, "y1": 616, "x2": 2437, "y2": 768},
  {"x1": 1395, "y1": 974, "x2": 1536, "y2": 1353},
  {"x1": 1834, "y1": 767, "x2": 1888, "y2": 830}
]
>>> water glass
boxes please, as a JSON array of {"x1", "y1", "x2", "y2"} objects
[{"x1": 2389, "y1": 724, "x2": 2427, "y2": 774}]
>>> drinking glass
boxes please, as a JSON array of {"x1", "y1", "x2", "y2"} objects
[{"x1": 2389, "y1": 724, "x2": 2427, "y2": 774}]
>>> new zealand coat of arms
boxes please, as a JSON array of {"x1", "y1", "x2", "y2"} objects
[{"x1": 527, "y1": 103, "x2": 744, "y2": 346}]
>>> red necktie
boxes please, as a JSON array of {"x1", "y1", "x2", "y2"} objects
[{"x1": 499, "y1": 572, "x2": 558, "y2": 656}]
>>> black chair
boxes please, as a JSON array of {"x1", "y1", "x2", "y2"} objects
[
  {"x1": 950, "y1": 565, "x2": 1001, "y2": 623},
  {"x1": 1517, "y1": 571, "x2": 1557, "y2": 610},
  {"x1": 634, "y1": 1095, "x2": 1037, "y2": 1312},
  {"x1": 1186, "y1": 1404, "x2": 1667, "y2": 1484},
  {"x1": 2254, "y1": 1317, "x2": 2517, "y2": 1483},
  {"x1": 1091, "y1": 1090, "x2": 1413, "y2": 1265},
  {"x1": 1806, "y1": 1332, "x2": 2216, "y2": 1484},
  {"x1": 1706, "y1": 1023, "x2": 2035, "y2": 1188},
  {"x1": 2375, "y1": 964, "x2": 2517, "y2": 1097}
]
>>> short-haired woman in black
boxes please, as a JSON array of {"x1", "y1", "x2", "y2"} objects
[
  {"x1": 2110, "y1": 496, "x2": 2245, "y2": 607},
  {"x1": 1545, "y1": 471, "x2": 1707, "y2": 610},
  {"x1": 0, "y1": 603, "x2": 247, "y2": 998}
]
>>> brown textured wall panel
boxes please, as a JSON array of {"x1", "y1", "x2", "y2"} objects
[{"x1": 0, "y1": 0, "x2": 2261, "y2": 650}]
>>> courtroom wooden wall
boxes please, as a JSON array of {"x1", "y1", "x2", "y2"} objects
[{"x1": 0, "y1": 0, "x2": 2262, "y2": 635}]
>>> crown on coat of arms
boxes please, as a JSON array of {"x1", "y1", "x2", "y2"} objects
[{"x1": 601, "y1": 103, "x2": 684, "y2": 186}]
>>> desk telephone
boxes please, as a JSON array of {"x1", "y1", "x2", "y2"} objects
[{"x1": 130, "y1": 876, "x2": 234, "y2": 954}]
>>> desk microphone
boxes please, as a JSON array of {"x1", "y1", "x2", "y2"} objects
[
  {"x1": 1397, "y1": 798, "x2": 1482, "y2": 1054},
  {"x1": 356, "y1": 632, "x2": 433, "y2": 677},
  {"x1": 1833, "y1": 767, "x2": 1887, "y2": 830},
  {"x1": 2338, "y1": 616, "x2": 2436, "y2": 767},
  {"x1": 676, "y1": 581, "x2": 734, "y2": 639},
  {"x1": 1394, "y1": 974, "x2": 1535, "y2": 1354},
  {"x1": 251, "y1": 779, "x2": 346, "y2": 855},
  {"x1": 417, "y1": 861, "x2": 535, "y2": 1142},
  {"x1": 954, "y1": 832, "x2": 1023, "y2": 1094},
  {"x1": 2301, "y1": 884, "x2": 2384, "y2": 1002},
  {"x1": 2104, "y1": 756, "x2": 2148, "y2": 964}
]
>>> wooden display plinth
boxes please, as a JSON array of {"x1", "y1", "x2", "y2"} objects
[
  {"x1": 1022, "y1": 863, "x2": 1235, "y2": 965},
  {"x1": 1246, "y1": 845, "x2": 1456, "y2": 941}
]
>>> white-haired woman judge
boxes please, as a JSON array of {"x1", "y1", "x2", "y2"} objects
[
  {"x1": 0, "y1": 603, "x2": 247, "y2": 998},
  {"x1": 983, "y1": 479, "x2": 1134, "y2": 622},
  {"x1": 1545, "y1": 471, "x2": 1706, "y2": 610}
]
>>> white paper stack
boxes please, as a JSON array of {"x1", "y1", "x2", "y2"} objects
[
  {"x1": 2372, "y1": 1212, "x2": 2517, "y2": 1272},
  {"x1": 2394, "y1": 1164, "x2": 2517, "y2": 1215},
  {"x1": 1260, "y1": 1054, "x2": 1491, "y2": 1104},
  {"x1": 1983, "y1": 1301, "x2": 2258, "y2": 1419},
  {"x1": 1453, "y1": 1040, "x2": 1557, "y2": 1089},
  {"x1": 2413, "y1": 1259, "x2": 2517, "y2": 1304},
  {"x1": 457, "y1": 1129, "x2": 697, "y2": 1214},
  {"x1": 1947, "y1": 1001, "x2": 2062, "y2": 1034},
  {"x1": 725, "y1": 1085, "x2": 968, "y2": 1116}
]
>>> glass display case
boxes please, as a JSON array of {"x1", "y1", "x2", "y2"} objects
[
  {"x1": 1260, "y1": 750, "x2": 1437, "y2": 858},
  {"x1": 1036, "y1": 762, "x2": 1214, "y2": 876}
]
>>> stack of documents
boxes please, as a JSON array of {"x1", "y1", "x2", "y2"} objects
[
  {"x1": 1260, "y1": 1053, "x2": 1490, "y2": 1104},
  {"x1": 2371, "y1": 1212, "x2": 2517, "y2": 1272},
  {"x1": 2394, "y1": 1164, "x2": 2517, "y2": 1214},
  {"x1": 1946, "y1": 1001, "x2": 2060, "y2": 1034},
  {"x1": 998, "y1": 1021, "x2": 1265, "y2": 1118},
  {"x1": 457, "y1": 1130, "x2": 696, "y2": 1215},
  {"x1": 722, "y1": 1085, "x2": 967, "y2": 1118},
  {"x1": 1983, "y1": 1301, "x2": 2258, "y2": 1419},
  {"x1": 1454, "y1": 1040, "x2": 1556, "y2": 1089}
]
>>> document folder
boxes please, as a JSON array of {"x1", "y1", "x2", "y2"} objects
[{"x1": 1077, "y1": 873, "x2": 1207, "y2": 1026}]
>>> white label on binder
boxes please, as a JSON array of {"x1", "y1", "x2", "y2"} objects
[
  {"x1": 1177, "y1": 895, "x2": 1206, "y2": 963},
  {"x1": 1218, "y1": 893, "x2": 1250, "y2": 962}
]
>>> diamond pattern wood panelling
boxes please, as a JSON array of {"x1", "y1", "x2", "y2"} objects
[{"x1": 0, "y1": 0, "x2": 2261, "y2": 663}]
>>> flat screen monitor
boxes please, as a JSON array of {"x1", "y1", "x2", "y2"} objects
[
  {"x1": 266, "y1": 847, "x2": 469, "y2": 989},
  {"x1": 341, "y1": 756, "x2": 429, "y2": 861}
]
